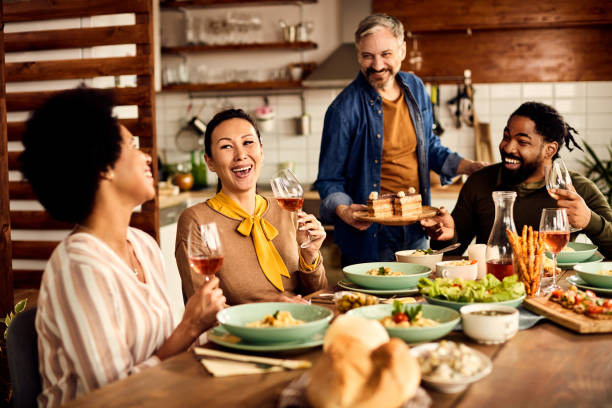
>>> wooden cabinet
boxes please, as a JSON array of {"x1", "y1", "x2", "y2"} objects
[{"x1": 373, "y1": 0, "x2": 612, "y2": 83}]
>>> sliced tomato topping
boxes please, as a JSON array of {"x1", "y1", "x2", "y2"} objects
[
  {"x1": 393, "y1": 313, "x2": 409, "y2": 323},
  {"x1": 587, "y1": 305, "x2": 603, "y2": 314}
]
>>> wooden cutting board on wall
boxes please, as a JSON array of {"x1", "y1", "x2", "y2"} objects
[{"x1": 524, "y1": 296, "x2": 612, "y2": 334}]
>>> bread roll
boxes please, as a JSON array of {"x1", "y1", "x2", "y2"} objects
[
  {"x1": 323, "y1": 315, "x2": 389, "y2": 352},
  {"x1": 308, "y1": 318, "x2": 420, "y2": 408}
]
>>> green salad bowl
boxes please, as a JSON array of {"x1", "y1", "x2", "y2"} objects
[
  {"x1": 546, "y1": 242, "x2": 598, "y2": 264},
  {"x1": 342, "y1": 262, "x2": 431, "y2": 290},
  {"x1": 346, "y1": 304, "x2": 460, "y2": 344},
  {"x1": 216, "y1": 302, "x2": 333, "y2": 344},
  {"x1": 574, "y1": 262, "x2": 612, "y2": 289},
  {"x1": 423, "y1": 295, "x2": 525, "y2": 311}
]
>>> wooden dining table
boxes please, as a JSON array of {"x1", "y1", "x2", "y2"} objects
[{"x1": 65, "y1": 273, "x2": 612, "y2": 408}]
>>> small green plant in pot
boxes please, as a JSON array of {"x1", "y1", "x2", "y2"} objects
[{"x1": 577, "y1": 141, "x2": 612, "y2": 204}]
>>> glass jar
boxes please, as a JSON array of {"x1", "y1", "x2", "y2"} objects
[{"x1": 485, "y1": 191, "x2": 517, "y2": 280}]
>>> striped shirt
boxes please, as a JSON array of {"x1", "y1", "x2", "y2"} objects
[{"x1": 36, "y1": 228, "x2": 178, "y2": 407}]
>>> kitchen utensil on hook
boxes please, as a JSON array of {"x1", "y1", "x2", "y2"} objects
[{"x1": 431, "y1": 84, "x2": 444, "y2": 136}]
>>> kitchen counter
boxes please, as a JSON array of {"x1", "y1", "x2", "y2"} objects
[{"x1": 159, "y1": 183, "x2": 462, "y2": 210}]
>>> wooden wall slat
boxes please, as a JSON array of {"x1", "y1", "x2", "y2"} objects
[
  {"x1": 5, "y1": 24, "x2": 150, "y2": 53},
  {"x1": 10, "y1": 210, "x2": 154, "y2": 231},
  {"x1": 408, "y1": 26, "x2": 612, "y2": 83},
  {"x1": 8, "y1": 118, "x2": 152, "y2": 142},
  {"x1": 6, "y1": 56, "x2": 150, "y2": 82},
  {"x1": 7, "y1": 86, "x2": 151, "y2": 112},
  {"x1": 8, "y1": 181, "x2": 34, "y2": 199},
  {"x1": 0, "y1": 2, "x2": 15, "y2": 315},
  {"x1": 374, "y1": 0, "x2": 612, "y2": 32},
  {"x1": 12, "y1": 240, "x2": 59, "y2": 259},
  {"x1": 7, "y1": 150, "x2": 18, "y2": 170},
  {"x1": 10, "y1": 211, "x2": 74, "y2": 230},
  {"x1": 13, "y1": 270, "x2": 43, "y2": 289},
  {"x1": 3, "y1": 0, "x2": 149, "y2": 22}
]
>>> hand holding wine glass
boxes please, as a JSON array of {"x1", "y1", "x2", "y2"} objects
[
  {"x1": 539, "y1": 208, "x2": 570, "y2": 293},
  {"x1": 270, "y1": 168, "x2": 311, "y2": 248},
  {"x1": 188, "y1": 223, "x2": 224, "y2": 282}
]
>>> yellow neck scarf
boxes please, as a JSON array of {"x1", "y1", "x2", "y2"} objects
[{"x1": 207, "y1": 191, "x2": 290, "y2": 291}]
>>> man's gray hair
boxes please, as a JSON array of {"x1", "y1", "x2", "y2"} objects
[{"x1": 354, "y1": 13, "x2": 405, "y2": 44}]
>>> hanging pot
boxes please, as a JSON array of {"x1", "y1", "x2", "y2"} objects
[{"x1": 175, "y1": 116, "x2": 207, "y2": 153}]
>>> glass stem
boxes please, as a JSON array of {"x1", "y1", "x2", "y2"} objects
[{"x1": 551, "y1": 253, "x2": 557, "y2": 288}]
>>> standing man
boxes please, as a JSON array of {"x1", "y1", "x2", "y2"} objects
[{"x1": 314, "y1": 13, "x2": 484, "y2": 264}]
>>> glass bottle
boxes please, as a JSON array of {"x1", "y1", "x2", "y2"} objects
[
  {"x1": 191, "y1": 150, "x2": 208, "y2": 190},
  {"x1": 485, "y1": 191, "x2": 517, "y2": 280}
]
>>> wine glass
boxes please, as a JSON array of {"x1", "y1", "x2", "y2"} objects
[
  {"x1": 270, "y1": 168, "x2": 311, "y2": 248},
  {"x1": 539, "y1": 208, "x2": 570, "y2": 294},
  {"x1": 188, "y1": 223, "x2": 224, "y2": 282},
  {"x1": 545, "y1": 158, "x2": 572, "y2": 200},
  {"x1": 545, "y1": 158, "x2": 581, "y2": 232}
]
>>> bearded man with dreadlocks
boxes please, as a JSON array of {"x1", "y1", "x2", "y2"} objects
[{"x1": 420, "y1": 101, "x2": 612, "y2": 259}]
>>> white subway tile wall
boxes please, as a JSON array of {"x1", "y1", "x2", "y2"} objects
[{"x1": 157, "y1": 81, "x2": 612, "y2": 184}]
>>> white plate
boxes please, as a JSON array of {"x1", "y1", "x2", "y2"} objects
[
  {"x1": 207, "y1": 325, "x2": 324, "y2": 353},
  {"x1": 567, "y1": 275, "x2": 612, "y2": 297},
  {"x1": 411, "y1": 342, "x2": 493, "y2": 393},
  {"x1": 337, "y1": 279, "x2": 419, "y2": 296}
]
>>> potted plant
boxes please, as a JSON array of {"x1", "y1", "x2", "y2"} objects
[
  {"x1": 1, "y1": 299, "x2": 27, "y2": 404},
  {"x1": 578, "y1": 141, "x2": 612, "y2": 203}
]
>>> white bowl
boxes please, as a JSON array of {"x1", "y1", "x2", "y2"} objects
[
  {"x1": 411, "y1": 342, "x2": 493, "y2": 393},
  {"x1": 435, "y1": 260, "x2": 478, "y2": 280},
  {"x1": 395, "y1": 250, "x2": 443, "y2": 272},
  {"x1": 460, "y1": 304, "x2": 519, "y2": 345}
]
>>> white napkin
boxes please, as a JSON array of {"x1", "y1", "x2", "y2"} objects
[{"x1": 195, "y1": 348, "x2": 311, "y2": 377}]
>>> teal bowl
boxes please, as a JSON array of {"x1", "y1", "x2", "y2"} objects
[
  {"x1": 546, "y1": 242, "x2": 598, "y2": 264},
  {"x1": 423, "y1": 295, "x2": 525, "y2": 311},
  {"x1": 574, "y1": 262, "x2": 612, "y2": 289},
  {"x1": 216, "y1": 302, "x2": 333, "y2": 344},
  {"x1": 347, "y1": 304, "x2": 459, "y2": 344},
  {"x1": 343, "y1": 262, "x2": 431, "y2": 290}
]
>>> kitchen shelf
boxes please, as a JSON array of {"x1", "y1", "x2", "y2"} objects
[
  {"x1": 161, "y1": 0, "x2": 316, "y2": 9},
  {"x1": 162, "y1": 41, "x2": 317, "y2": 53},
  {"x1": 161, "y1": 80, "x2": 302, "y2": 92}
]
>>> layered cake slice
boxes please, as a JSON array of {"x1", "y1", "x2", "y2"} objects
[
  {"x1": 393, "y1": 189, "x2": 422, "y2": 217},
  {"x1": 366, "y1": 191, "x2": 393, "y2": 217},
  {"x1": 366, "y1": 188, "x2": 422, "y2": 218}
]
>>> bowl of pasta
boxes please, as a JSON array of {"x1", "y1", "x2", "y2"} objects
[
  {"x1": 346, "y1": 302, "x2": 460, "y2": 344},
  {"x1": 547, "y1": 242, "x2": 597, "y2": 264},
  {"x1": 574, "y1": 262, "x2": 612, "y2": 289},
  {"x1": 216, "y1": 302, "x2": 333, "y2": 343},
  {"x1": 342, "y1": 262, "x2": 431, "y2": 290}
]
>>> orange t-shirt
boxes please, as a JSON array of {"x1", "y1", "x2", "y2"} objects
[{"x1": 380, "y1": 91, "x2": 420, "y2": 195}]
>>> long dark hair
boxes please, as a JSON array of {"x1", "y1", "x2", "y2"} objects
[
  {"x1": 510, "y1": 102, "x2": 582, "y2": 160},
  {"x1": 204, "y1": 108, "x2": 261, "y2": 193}
]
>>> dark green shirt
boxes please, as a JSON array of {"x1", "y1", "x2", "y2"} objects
[{"x1": 434, "y1": 163, "x2": 612, "y2": 259}]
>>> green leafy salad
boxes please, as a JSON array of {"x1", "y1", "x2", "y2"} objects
[{"x1": 417, "y1": 274, "x2": 525, "y2": 302}]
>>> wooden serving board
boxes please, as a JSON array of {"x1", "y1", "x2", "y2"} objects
[
  {"x1": 523, "y1": 296, "x2": 612, "y2": 333},
  {"x1": 354, "y1": 206, "x2": 438, "y2": 226}
]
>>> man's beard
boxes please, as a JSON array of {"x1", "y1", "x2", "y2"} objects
[
  {"x1": 500, "y1": 152, "x2": 541, "y2": 185},
  {"x1": 365, "y1": 67, "x2": 395, "y2": 89}
]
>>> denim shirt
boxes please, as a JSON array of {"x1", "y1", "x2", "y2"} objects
[{"x1": 314, "y1": 71, "x2": 462, "y2": 262}]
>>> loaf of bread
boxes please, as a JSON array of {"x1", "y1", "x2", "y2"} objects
[{"x1": 307, "y1": 316, "x2": 421, "y2": 408}]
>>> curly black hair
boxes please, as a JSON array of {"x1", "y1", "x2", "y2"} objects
[
  {"x1": 19, "y1": 87, "x2": 122, "y2": 223},
  {"x1": 510, "y1": 101, "x2": 583, "y2": 160},
  {"x1": 204, "y1": 108, "x2": 261, "y2": 193}
]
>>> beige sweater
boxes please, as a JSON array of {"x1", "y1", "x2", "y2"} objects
[{"x1": 175, "y1": 196, "x2": 328, "y2": 305}]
